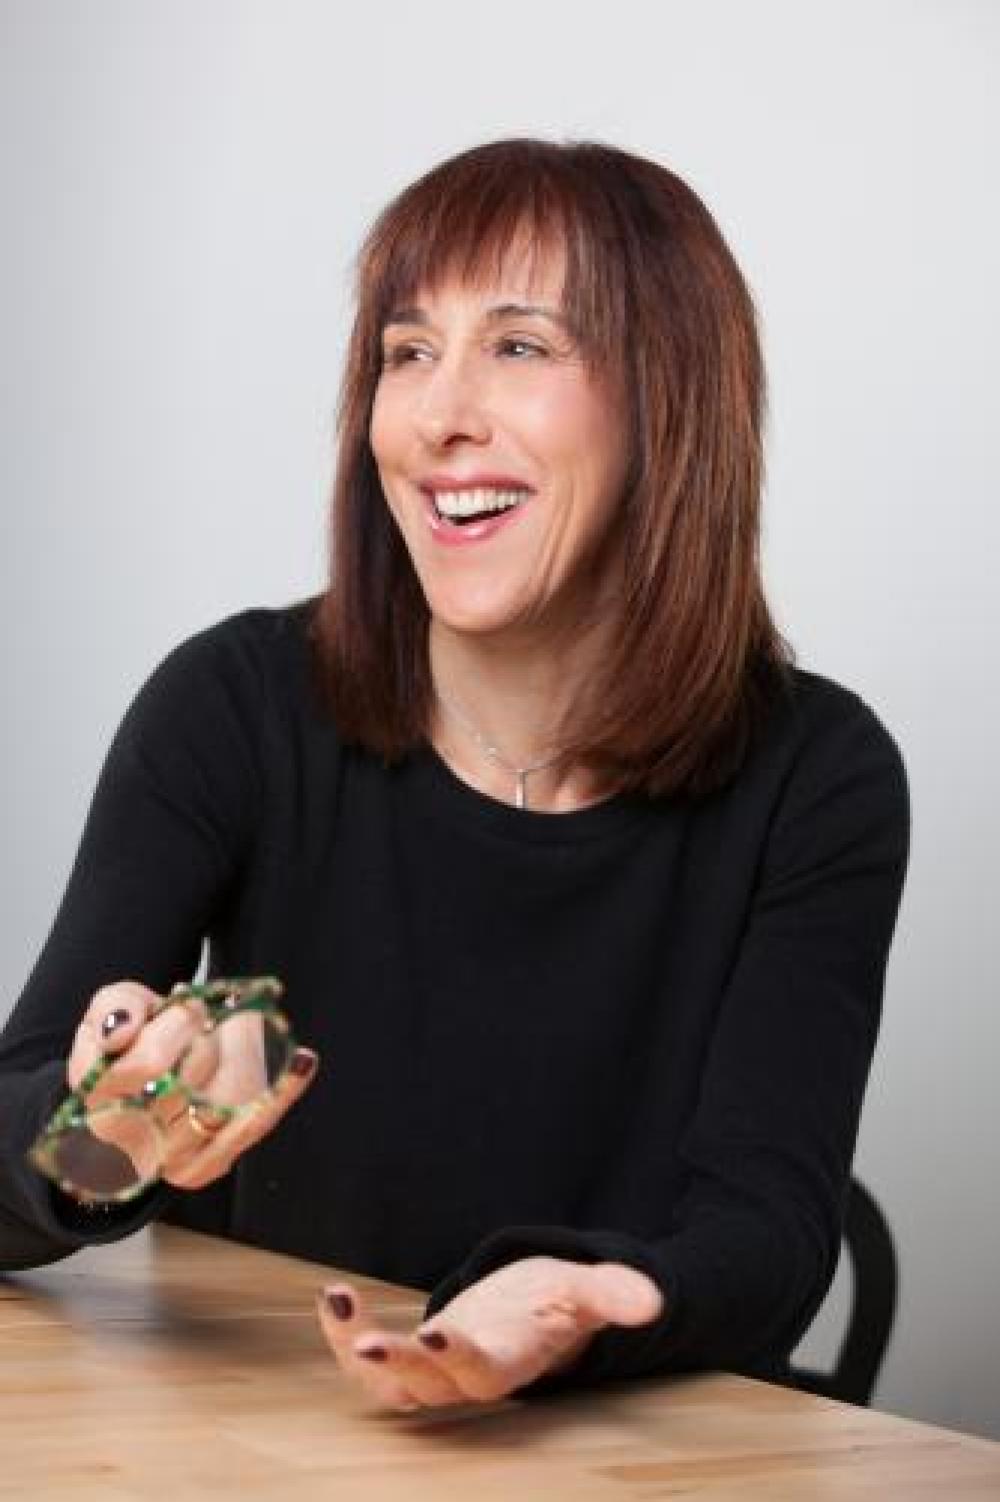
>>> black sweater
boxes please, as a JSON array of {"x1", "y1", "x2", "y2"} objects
[{"x1": 0, "y1": 601, "x2": 909, "y2": 1390}]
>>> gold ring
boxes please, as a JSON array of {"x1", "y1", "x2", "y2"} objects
[{"x1": 186, "y1": 1104, "x2": 227, "y2": 1140}]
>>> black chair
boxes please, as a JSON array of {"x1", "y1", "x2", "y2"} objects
[{"x1": 791, "y1": 1178, "x2": 898, "y2": 1406}]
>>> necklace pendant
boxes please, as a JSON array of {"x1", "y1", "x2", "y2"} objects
[{"x1": 435, "y1": 688, "x2": 560, "y2": 813}]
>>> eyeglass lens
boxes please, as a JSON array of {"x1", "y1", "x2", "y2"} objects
[
  {"x1": 175, "y1": 1007, "x2": 290, "y2": 1107},
  {"x1": 48, "y1": 1107, "x2": 161, "y2": 1198}
]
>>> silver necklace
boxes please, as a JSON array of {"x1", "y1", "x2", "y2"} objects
[{"x1": 435, "y1": 691, "x2": 563, "y2": 810}]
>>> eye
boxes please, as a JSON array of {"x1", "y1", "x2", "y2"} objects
[
  {"x1": 380, "y1": 342, "x2": 432, "y2": 368},
  {"x1": 496, "y1": 337, "x2": 548, "y2": 359}
]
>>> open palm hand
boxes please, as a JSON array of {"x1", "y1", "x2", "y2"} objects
[{"x1": 317, "y1": 1255, "x2": 664, "y2": 1412}]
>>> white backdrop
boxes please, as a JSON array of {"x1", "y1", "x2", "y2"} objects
[{"x1": 2, "y1": 0, "x2": 997, "y2": 1440}]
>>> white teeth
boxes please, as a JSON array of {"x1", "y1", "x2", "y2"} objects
[{"x1": 433, "y1": 487, "x2": 530, "y2": 519}]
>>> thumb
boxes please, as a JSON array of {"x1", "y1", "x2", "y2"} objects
[{"x1": 576, "y1": 1262, "x2": 665, "y2": 1328}]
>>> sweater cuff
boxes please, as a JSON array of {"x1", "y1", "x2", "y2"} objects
[
  {"x1": 424, "y1": 1224, "x2": 683, "y2": 1395},
  {"x1": 0, "y1": 1061, "x2": 169, "y2": 1268}
]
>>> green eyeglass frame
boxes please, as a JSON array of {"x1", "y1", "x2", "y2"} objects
[{"x1": 28, "y1": 976, "x2": 295, "y2": 1206}]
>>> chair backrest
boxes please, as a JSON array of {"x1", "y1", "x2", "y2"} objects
[{"x1": 791, "y1": 1178, "x2": 899, "y2": 1406}]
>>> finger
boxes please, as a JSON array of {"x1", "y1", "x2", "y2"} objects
[
  {"x1": 410, "y1": 1323, "x2": 520, "y2": 1402},
  {"x1": 164, "y1": 1047, "x2": 319, "y2": 1189},
  {"x1": 314, "y1": 1279, "x2": 370, "y2": 1363},
  {"x1": 86, "y1": 996, "x2": 210, "y2": 1105},
  {"x1": 165, "y1": 1048, "x2": 318, "y2": 1187},
  {"x1": 68, "y1": 981, "x2": 162, "y2": 1089},
  {"x1": 351, "y1": 1333, "x2": 467, "y2": 1409},
  {"x1": 570, "y1": 1263, "x2": 665, "y2": 1329},
  {"x1": 156, "y1": 1099, "x2": 224, "y2": 1167},
  {"x1": 315, "y1": 1285, "x2": 424, "y2": 1412}
]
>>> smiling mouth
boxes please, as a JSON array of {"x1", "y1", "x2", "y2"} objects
[{"x1": 427, "y1": 486, "x2": 533, "y2": 525}]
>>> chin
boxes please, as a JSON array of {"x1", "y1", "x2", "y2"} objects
[{"x1": 423, "y1": 585, "x2": 534, "y2": 639}]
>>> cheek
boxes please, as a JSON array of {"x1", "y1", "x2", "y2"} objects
[
  {"x1": 368, "y1": 387, "x2": 402, "y2": 468},
  {"x1": 516, "y1": 379, "x2": 593, "y2": 460},
  {"x1": 367, "y1": 402, "x2": 407, "y2": 531},
  {"x1": 552, "y1": 407, "x2": 629, "y2": 522},
  {"x1": 518, "y1": 379, "x2": 626, "y2": 493}
]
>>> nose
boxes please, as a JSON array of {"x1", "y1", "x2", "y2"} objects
[{"x1": 413, "y1": 354, "x2": 492, "y2": 449}]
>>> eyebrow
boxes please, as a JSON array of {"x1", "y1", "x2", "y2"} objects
[{"x1": 383, "y1": 302, "x2": 572, "y2": 333}]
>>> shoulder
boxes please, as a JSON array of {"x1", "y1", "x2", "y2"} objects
[
  {"x1": 137, "y1": 596, "x2": 321, "y2": 712},
  {"x1": 744, "y1": 664, "x2": 910, "y2": 876},
  {"x1": 764, "y1": 667, "x2": 907, "y2": 797},
  {"x1": 111, "y1": 596, "x2": 329, "y2": 775},
  {"x1": 153, "y1": 595, "x2": 317, "y2": 675}
]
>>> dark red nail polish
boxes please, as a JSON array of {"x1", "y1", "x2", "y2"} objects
[
  {"x1": 419, "y1": 1330, "x2": 448, "y2": 1352},
  {"x1": 101, "y1": 1009, "x2": 131, "y2": 1037},
  {"x1": 358, "y1": 1344, "x2": 388, "y2": 1362},
  {"x1": 289, "y1": 1049, "x2": 317, "y2": 1078},
  {"x1": 325, "y1": 1290, "x2": 353, "y2": 1320}
]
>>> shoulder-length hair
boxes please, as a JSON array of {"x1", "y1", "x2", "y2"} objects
[{"x1": 310, "y1": 137, "x2": 792, "y2": 798}]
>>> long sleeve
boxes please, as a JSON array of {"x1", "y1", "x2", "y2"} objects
[
  {"x1": 424, "y1": 691, "x2": 910, "y2": 1390},
  {"x1": 0, "y1": 617, "x2": 264, "y2": 1270}
]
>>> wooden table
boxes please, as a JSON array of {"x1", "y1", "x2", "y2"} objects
[{"x1": 1, "y1": 1226, "x2": 998, "y2": 1499}]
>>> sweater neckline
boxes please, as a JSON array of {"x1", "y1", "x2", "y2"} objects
[{"x1": 408, "y1": 740, "x2": 646, "y2": 845}]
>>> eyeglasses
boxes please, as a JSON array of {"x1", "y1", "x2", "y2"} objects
[{"x1": 29, "y1": 976, "x2": 296, "y2": 1205}]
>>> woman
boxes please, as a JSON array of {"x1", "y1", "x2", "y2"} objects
[{"x1": 0, "y1": 139, "x2": 909, "y2": 1412}]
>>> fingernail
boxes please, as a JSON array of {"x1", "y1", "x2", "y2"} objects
[
  {"x1": 101, "y1": 1008, "x2": 131, "y2": 1037},
  {"x1": 357, "y1": 1344, "x2": 388, "y2": 1362},
  {"x1": 418, "y1": 1330, "x2": 448, "y2": 1352},
  {"x1": 289, "y1": 1049, "x2": 317, "y2": 1079},
  {"x1": 324, "y1": 1289, "x2": 353, "y2": 1320}
]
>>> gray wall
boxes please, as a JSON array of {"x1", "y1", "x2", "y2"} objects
[{"x1": 2, "y1": 0, "x2": 997, "y2": 1440}]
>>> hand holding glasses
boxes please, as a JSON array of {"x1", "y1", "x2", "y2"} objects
[{"x1": 29, "y1": 976, "x2": 318, "y2": 1205}]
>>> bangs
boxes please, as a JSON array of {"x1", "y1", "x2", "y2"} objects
[{"x1": 355, "y1": 140, "x2": 630, "y2": 368}]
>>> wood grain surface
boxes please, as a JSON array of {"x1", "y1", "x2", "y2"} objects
[{"x1": 1, "y1": 1225, "x2": 998, "y2": 1499}]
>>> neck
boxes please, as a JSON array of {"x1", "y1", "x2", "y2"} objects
[{"x1": 427, "y1": 612, "x2": 614, "y2": 812}]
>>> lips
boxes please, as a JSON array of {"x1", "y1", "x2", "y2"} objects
[
  {"x1": 419, "y1": 473, "x2": 535, "y2": 494},
  {"x1": 420, "y1": 487, "x2": 530, "y2": 547}
]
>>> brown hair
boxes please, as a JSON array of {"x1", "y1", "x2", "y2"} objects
[{"x1": 310, "y1": 137, "x2": 792, "y2": 798}]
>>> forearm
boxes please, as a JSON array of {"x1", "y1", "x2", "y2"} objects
[{"x1": 0, "y1": 623, "x2": 266, "y2": 1272}]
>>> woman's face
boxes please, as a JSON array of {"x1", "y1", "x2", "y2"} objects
[{"x1": 369, "y1": 240, "x2": 631, "y2": 642}]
